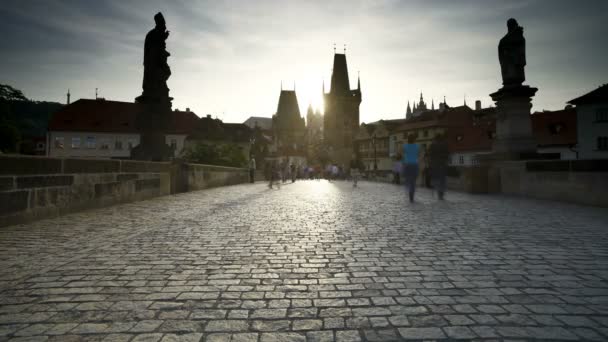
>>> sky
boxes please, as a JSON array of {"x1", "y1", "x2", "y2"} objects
[{"x1": 1, "y1": 0, "x2": 607, "y2": 124}]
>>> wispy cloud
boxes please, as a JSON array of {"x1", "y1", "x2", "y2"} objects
[{"x1": 1, "y1": 0, "x2": 606, "y2": 122}]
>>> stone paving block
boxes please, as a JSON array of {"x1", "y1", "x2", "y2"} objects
[
  {"x1": 398, "y1": 327, "x2": 446, "y2": 339},
  {"x1": 159, "y1": 333, "x2": 203, "y2": 342},
  {"x1": 251, "y1": 320, "x2": 290, "y2": 332},
  {"x1": 306, "y1": 330, "x2": 333, "y2": 342},
  {"x1": 131, "y1": 333, "x2": 164, "y2": 342},
  {"x1": 443, "y1": 326, "x2": 478, "y2": 339},
  {"x1": 130, "y1": 320, "x2": 163, "y2": 333},
  {"x1": 205, "y1": 320, "x2": 249, "y2": 332},
  {"x1": 260, "y1": 332, "x2": 305, "y2": 342}
]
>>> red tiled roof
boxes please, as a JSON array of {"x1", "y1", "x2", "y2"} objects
[
  {"x1": 48, "y1": 99, "x2": 198, "y2": 135},
  {"x1": 531, "y1": 108, "x2": 577, "y2": 147},
  {"x1": 447, "y1": 117, "x2": 495, "y2": 153},
  {"x1": 568, "y1": 84, "x2": 608, "y2": 105}
]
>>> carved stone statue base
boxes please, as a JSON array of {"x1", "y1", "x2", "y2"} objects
[
  {"x1": 130, "y1": 103, "x2": 173, "y2": 162},
  {"x1": 490, "y1": 85, "x2": 538, "y2": 155},
  {"x1": 130, "y1": 132, "x2": 173, "y2": 162}
]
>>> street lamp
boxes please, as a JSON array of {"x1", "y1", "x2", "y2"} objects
[{"x1": 372, "y1": 134, "x2": 378, "y2": 171}]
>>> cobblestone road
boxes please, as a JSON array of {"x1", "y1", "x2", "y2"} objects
[{"x1": 1, "y1": 180, "x2": 608, "y2": 341}]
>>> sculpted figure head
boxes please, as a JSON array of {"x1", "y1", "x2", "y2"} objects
[
  {"x1": 507, "y1": 18, "x2": 519, "y2": 32},
  {"x1": 154, "y1": 12, "x2": 166, "y2": 29}
]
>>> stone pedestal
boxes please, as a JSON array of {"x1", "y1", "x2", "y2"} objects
[
  {"x1": 490, "y1": 85, "x2": 538, "y2": 154},
  {"x1": 130, "y1": 101, "x2": 174, "y2": 162}
]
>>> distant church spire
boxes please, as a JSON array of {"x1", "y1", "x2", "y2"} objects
[
  {"x1": 67, "y1": 89, "x2": 71, "y2": 105},
  {"x1": 431, "y1": 99, "x2": 434, "y2": 110},
  {"x1": 406, "y1": 101, "x2": 412, "y2": 118}
]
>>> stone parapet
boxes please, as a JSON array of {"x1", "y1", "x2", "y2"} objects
[{"x1": 0, "y1": 155, "x2": 249, "y2": 227}]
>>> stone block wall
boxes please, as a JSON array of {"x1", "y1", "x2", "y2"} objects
[
  {"x1": 449, "y1": 159, "x2": 608, "y2": 207},
  {"x1": 493, "y1": 160, "x2": 608, "y2": 207},
  {"x1": 185, "y1": 163, "x2": 249, "y2": 191},
  {"x1": 0, "y1": 155, "x2": 249, "y2": 227},
  {"x1": 446, "y1": 166, "x2": 489, "y2": 193}
]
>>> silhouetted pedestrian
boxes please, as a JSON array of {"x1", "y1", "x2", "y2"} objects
[
  {"x1": 429, "y1": 134, "x2": 449, "y2": 200},
  {"x1": 403, "y1": 134, "x2": 421, "y2": 203},
  {"x1": 249, "y1": 157, "x2": 256, "y2": 183}
]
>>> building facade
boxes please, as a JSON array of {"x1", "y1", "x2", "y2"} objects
[
  {"x1": 568, "y1": 84, "x2": 608, "y2": 160},
  {"x1": 531, "y1": 108, "x2": 577, "y2": 160},
  {"x1": 48, "y1": 99, "x2": 197, "y2": 159},
  {"x1": 323, "y1": 53, "x2": 362, "y2": 167}
]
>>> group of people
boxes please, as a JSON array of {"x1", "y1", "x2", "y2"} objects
[
  {"x1": 259, "y1": 133, "x2": 449, "y2": 201},
  {"x1": 267, "y1": 161, "x2": 299, "y2": 188},
  {"x1": 400, "y1": 133, "x2": 450, "y2": 202}
]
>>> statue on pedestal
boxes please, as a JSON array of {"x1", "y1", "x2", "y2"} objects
[
  {"x1": 498, "y1": 18, "x2": 526, "y2": 87},
  {"x1": 131, "y1": 12, "x2": 174, "y2": 161},
  {"x1": 489, "y1": 18, "x2": 537, "y2": 156},
  {"x1": 136, "y1": 12, "x2": 172, "y2": 105}
]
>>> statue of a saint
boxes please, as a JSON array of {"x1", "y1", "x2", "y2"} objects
[
  {"x1": 138, "y1": 12, "x2": 171, "y2": 102},
  {"x1": 498, "y1": 18, "x2": 526, "y2": 87}
]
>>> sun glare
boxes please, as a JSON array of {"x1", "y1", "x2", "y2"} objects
[{"x1": 295, "y1": 78, "x2": 324, "y2": 116}]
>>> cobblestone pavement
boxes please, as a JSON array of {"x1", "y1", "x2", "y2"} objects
[{"x1": 1, "y1": 180, "x2": 608, "y2": 341}]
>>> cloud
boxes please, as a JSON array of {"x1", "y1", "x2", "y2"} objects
[{"x1": 1, "y1": 0, "x2": 606, "y2": 121}]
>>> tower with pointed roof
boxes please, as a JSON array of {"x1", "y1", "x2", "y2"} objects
[
  {"x1": 273, "y1": 88, "x2": 306, "y2": 158},
  {"x1": 323, "y1": 52, "x2": 362, "y2": 166},
  {"x1": 406, "y1": 101, "x2": 412, "y2": 119}
]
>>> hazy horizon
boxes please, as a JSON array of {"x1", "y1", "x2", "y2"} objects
[{"x1": 1, "y1": 0, "x2": 607, "y2": 124}]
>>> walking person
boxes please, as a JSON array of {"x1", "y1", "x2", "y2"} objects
[
  {"x1": 290, "y1": 163, "x2": 296, "y2": 183},
  {"x1": 268, "y1": 162, "x2": 276, "y2": 189},
  {"x1": 403, "y1": 134, "x2": 421, "y2": 203},
  {"x1": 392, "y1": 155, "x2": 402, "y2": 185},
  {"x1": 429, "y1": 133, "x2": 450, "y2": 200},
  {"x1": 350, "y1": 154, "x2": 363, "y2": 187},
  {"x1": 249, "y1": 157, "x2": 256, "y2": 183},
  {"x1": 331, "y1": 164, "x2": 339, "y2": 182}
]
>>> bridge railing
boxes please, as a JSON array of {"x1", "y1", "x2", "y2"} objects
[{"x1": 0, "y1": 155, "x2": 248, "y2": 227}]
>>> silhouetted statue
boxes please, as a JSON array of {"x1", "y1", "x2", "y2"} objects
[
  {"x1": 137, "y1": 12, "x2": 171, "y2": 103},
  {"x1": 498, "y1": 18, "x2": 526, "y2": 87}
]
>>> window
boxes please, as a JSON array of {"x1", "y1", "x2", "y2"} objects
[
  {"x1": 115, "y1": 140, "x2": 123, "y2": 150},
  {"x1": 128, "y1": 139, "x2": 137, "y2": 150},
  {"x1": 598, "y1": 137, "x2": 608, "y2": 151},
  {"x1": 459, "y1": 155, "x2": 465, "y2": 165},
  {"x1": 54, "y1": 137, "x2": 64, "y2": 149},
  {"x1": 100, "y1": 139, "x2": 110, "y2": 150},
  {"x1": 71, "y1": 137, "x2": 80, "y2": 149},
  {"x1": 423, "y1": 130, "x2": 428, "y2": 137},
  {"x1": 86, "y1": 136, "x2": 96, "y2": 149},
  {"x1": 549, "y1": 123, "x2": 564, "y2": 135},
  {"x1": 596, "y1": 109, "x2": 608, "y2": 122}
]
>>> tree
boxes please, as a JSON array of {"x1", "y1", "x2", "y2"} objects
[
  {"x1": 183, "y1": 142, "x2": 247, "y2": 168},
  {"x1": 0, "y1": 120, "x2": 21, "y2": 153},
  {"x1": 0, "y1": 84, "x2": 28, "y2": 102}
]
